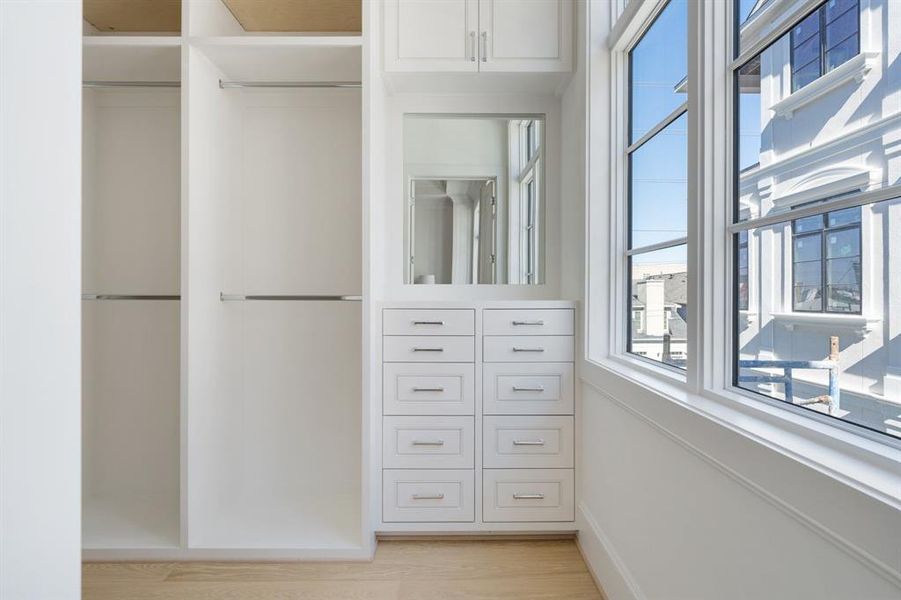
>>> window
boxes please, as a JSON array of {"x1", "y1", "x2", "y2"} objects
[
  {"x1": 790, "y1": 0, "x2": 860, "y2": 92},
  {"x1": 517, "y1": 120, "x2": 541, "y2": 284},
  {"x1": 732, "y1": 0, "x2": 900, "y2": 440},
  {"x1": 626, "y1": 0, "x2": 688, "y2": 370},
  {"x1": 792, "y1": 208, "x2": 862, "y2": 314}
]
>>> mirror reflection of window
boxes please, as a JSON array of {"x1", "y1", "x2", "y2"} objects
[{"x1": 403, "y1": 115, "x2": 545, "y2": 285}]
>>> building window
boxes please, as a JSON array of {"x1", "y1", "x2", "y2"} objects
[
  {"x1": 733, "y1": 0, "x2": 899, "y2": 440},
  {"x1": 626, "y1": 0, "x2": 688, "y2": 370},
  {"x1": 790, "y1": 0, "x2": 859, "y2": 92},
  {"x1": 792, "y1": 207, "x2": 862, "y2": 314}
]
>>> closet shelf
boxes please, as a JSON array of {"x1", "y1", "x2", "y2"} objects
[
  {"x1": 219, "y1": 79, "x2": 359, "y2": 89},
  {"x1": 83, "y1": 294, "x2": 180, "y2": 300},
  {"x1": 84, "y1": 81, "x2": 180, "y2": 88}
]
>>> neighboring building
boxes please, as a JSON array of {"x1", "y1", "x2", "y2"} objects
[
  {"x1": 631, "y1": 270, "x2": 688, "y2": 368},
  {"x1": 736, "y1": 0, "x2": 901, "y2": 436}
]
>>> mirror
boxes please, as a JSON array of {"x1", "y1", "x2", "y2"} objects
[{"x1": 404, "y1": 115, "x2": 545, "y2": 285}]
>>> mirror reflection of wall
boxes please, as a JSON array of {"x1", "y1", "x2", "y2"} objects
[{"x1": 404, "y1": 115, "x2": 545, "y2": 285}]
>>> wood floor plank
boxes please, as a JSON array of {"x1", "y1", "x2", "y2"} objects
[{"x1": 83, "y1": 540, "x2": 601, "y2": 600}]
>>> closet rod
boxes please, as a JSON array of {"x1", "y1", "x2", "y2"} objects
[
  {"x1": 220, "y1": 293, "x2": 362, "y2": 302},
  {"x1": 83, "y1": 81, "x2": 181, "y2": 88},
  {"x1": 82, "y1": 294, "x2": 181, "y2": 300},
  {"x1": 218, "y1": 80, "x2": 361, "y2": 89}
]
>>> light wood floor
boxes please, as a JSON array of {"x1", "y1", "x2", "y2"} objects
[{"x1": 83, "y1": 540, "x2": 603, "y2": 599}]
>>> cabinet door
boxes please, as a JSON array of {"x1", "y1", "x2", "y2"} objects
[
  {"x1": 384, "y1": 0, "x2": 479, "y2": 72},
  {"x1": 478, "y1": 0, "x2": 572, "y2": 72}
]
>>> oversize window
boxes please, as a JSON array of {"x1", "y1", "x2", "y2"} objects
[
  {"x1": 789, "y1": 0, "x2": 860, "y2": 92},
  {"x1": 732, "y1": 0, "x2": 899, "y2": 439},
  {"x1": 626, "y1": 0, "x2": 688, "y2": 370},
  {"x1": 792, "y1": 208, "x2": 861, "y2": 314}
]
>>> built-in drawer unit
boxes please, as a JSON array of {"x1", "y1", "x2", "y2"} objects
[
  {"x1": 483, "y1": 416, "x2": 573, "y2": 469},
  {"x1": 483, "y1": 363, "x2": 574, "y2": 415},
  {"x1": 483, "y1": 335, "x2": 574, "y2": 363},
  {"x1": 383, "y1": 469, "x2": 475, "y2": 523},
  {"x1": 383, "y1": 416, "x2": 475, "y2": 469},
  {"x1": 384, "y1": 336, "x2": 475, "y2": 363},
  {"x1": 483, "y1": 309, "x2": 574, "y2": 336},
  {"x1": 384, "y1": 363, "x2": 475, "y2": 415},
  {"x1": 483, "y1": 469, "x2": 575, "y2": 522},
  {"x1": 383, "y1": 309, "x2": 475, "y2": 336}
]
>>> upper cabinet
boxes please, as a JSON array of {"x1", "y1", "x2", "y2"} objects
[{"x1": 384, "y1": 0, "x2": 571, "y2": 73}]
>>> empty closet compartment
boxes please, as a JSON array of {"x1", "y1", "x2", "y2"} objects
[
  {"x1": 185, "y1": 43, "x2": 363, "y2": 549},
  {"x1": 82, "y1": 44, "x2": 181, "y2": 550}
]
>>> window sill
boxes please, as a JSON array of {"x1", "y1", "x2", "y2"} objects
[
  {"x1": 771, "y1": 52, "x2": 879, "y2": 120},
  {"x1": 771, "y1": 311, "x2": 879, "y2": 333},
  {"x1": 580, "y1": 356, "x2": 901, "y2": 509}
]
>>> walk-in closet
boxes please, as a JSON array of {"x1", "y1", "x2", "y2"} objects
[{"x1": 81, "y1": 0, "x2": 364, "y2": 558}]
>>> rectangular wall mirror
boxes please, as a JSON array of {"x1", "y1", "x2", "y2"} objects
[{"x1": 404, "y1": 115, "x2": 546, "y2": 285}]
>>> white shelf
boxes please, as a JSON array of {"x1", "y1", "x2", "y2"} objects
[
  {"x1": 84, "y1": 37, "x2": 181, "y2": 82},
  {"x1": 193, "y1": 36, "x2": 361, "y2": 82},
  {"x1": 83, "y1": 493, "x2": 180, "y2": 550}
]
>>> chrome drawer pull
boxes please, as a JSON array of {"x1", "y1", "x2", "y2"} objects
[
  {"x1": 412, "y1": 386, "x2": 445, "y2": 392},
  {"x1": 411, "y1": 440, "x2": 445, "y2": 446},
  {"x1": 412, "y1": 320, "x2": 444, "y2": 325},
  {"x1": 513, "y1": 493, "x2": 545, "y2": 500},
  {"x1": 412, "y1": 347, "x2": 444, "y2": 352},
  {"x1": 512, "y1": 386, "x2": 545, "y2": 392},
  {"x1": 512, "y1": 320, "x2": 545, "y2": 326},
  {"x1": 412, "y1": 493, "x2": 445, "y2": 500},
  {"x1": 512, "y1": 347, "x2": 544, "y2": 352},
  {"x1": 512, "y1": 439, "x2": 545, "y2": 446}
]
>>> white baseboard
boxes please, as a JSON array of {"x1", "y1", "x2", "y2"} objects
[{"x1": 576, "y1": 502, "x2": 645, "y2": 600}]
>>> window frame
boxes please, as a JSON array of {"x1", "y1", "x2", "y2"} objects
[
  {"x1": 622, "y1": 0, "x2": 690, "y2": 373},
  {"x1": 789, "y1": 0, "x2": 860, "y2": 93},
  {"x1": 516, "y1": 119, "x2": 542, "y2": 285},
  {"x1": 588, "y1": 0, "x2": 901, "y2": 460},
  {"x1": 790, "y1": 209, "x2": 862, "y2": 315}
]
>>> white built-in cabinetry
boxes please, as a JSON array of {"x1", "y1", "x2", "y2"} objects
[
  {"x1": 383, "y1": 0, "x2": 572, "y2": 72},
  {"x1": 379, "y1": 303, "x2": 576, "y2": 531},
  {"x1": 81, "y1": 0, "x2": 365, "y2": 560}
]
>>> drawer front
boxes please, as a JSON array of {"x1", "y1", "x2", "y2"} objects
[
  {"x1": 483, "y1": 469, "x2": 574, "y2": 522},
  {"x1": 384, "y1": 309, "x2": 475, "y2": 336},
  {"x1": 483, "y1": 363, "x2": 574, "y2": 415},
  {"x1": 384, "y1": 336, "x2": 474, "y2": 363},
  {"x1": 483, "y1": 336, "x2": 573, "y2": 363},
  {"x1": 384, "y1": 363, "x2": 475, "y2": 415},
  {"x1": 483, "y1": 309, "x2": 574, "y2": 336},
  {"x1": 383, "y1": 416, "x2": 474, "y2": 469},
  {"x1": 483, "y1": 416, "x2": 573, "y2": 469},
  {"x1": 383, "y1": 469, "x2": 475, "y2": 522}
]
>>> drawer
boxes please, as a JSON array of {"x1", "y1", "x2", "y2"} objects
[
  {"x1": 384, "y1": 309, "x2": 474, "y2": 336},
  {"x1": 384, "y1": 363, "x2": 475, "y2": 415},
  {"x1": 384, "y1": 336, "x2": 474, "y2": 363},
  {"x1": 483, "y1": 336, "x2": 573, "y2": 363},
  {"x1": 483, "y1": 416, "x2": 573, "y2": 469},
  {"x1": 483, "y1": 309, "x2": 574, "y2": 336},
  {"x1": 383, "y1": 416, "x2": 474, "y2": 469},
  {"x1": 483, "y1": 363, "x2": 574, "y2": 415},
  {"x1": 483, "y1": 469, "x2": 574, "y2": 522},
  {"x1": 383, "y1": 469, "x2": 475, "y2": 523}
]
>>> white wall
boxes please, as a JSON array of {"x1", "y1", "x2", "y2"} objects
[
  {"x1": 568, "y1": 2, "x2": 901, "y2": 599},
  {"x1": 0, "y1": 0, "x2": 82, "y2": 598}
]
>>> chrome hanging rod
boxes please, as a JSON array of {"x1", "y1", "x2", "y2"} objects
[
  {"x1": 83, "y1": 81, "x2": 181, "y2": 88},
  {"x1": 220, "y1": 293, "x2": 362, "y2": 302},
  {"x1": 82, "y1": 294, "x2": 180, "y2": 300},
  {"x1": 218, "y1": 79, "x2": 361, "y2": 89}
]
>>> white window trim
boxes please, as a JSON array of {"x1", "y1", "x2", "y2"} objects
[{"x1": 585, "y1": 0, "x2": 901, "y2": 510}]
